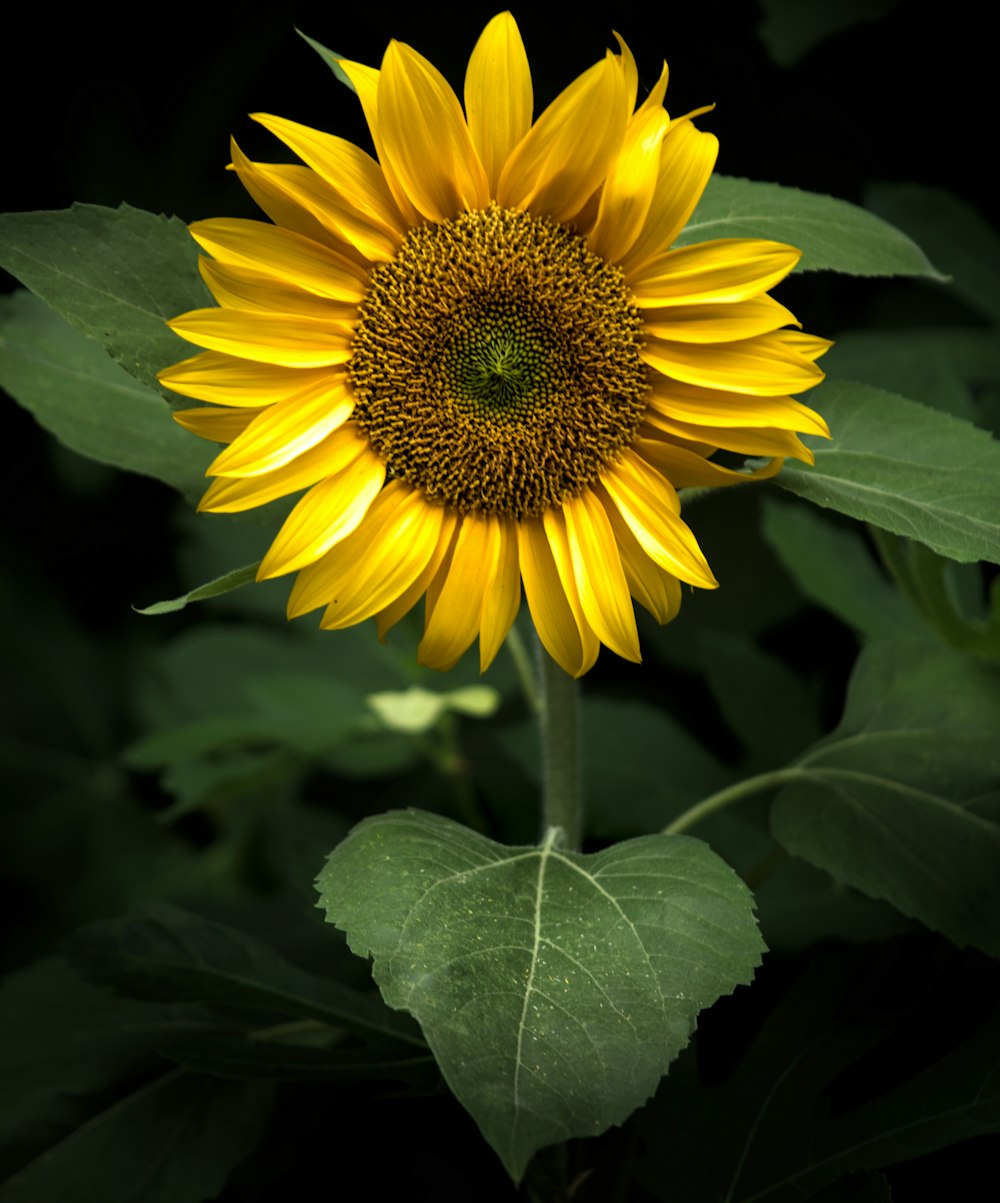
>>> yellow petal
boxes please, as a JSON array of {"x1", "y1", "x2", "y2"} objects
[
  {"x1": 198, "y1": 423, "x2": 372, "y2": 512},
  {"x1": 418, "y1": 512, "x2": 500, "y2": 671},
  {"x1": 497, "y1": 51, "x2": 628, "y2": 223},
  {"x1": 587, "y1": 102, "x2": 671, "y2": 264},
  {"x1": 377, "y1": 40, "x2": 489, "y2": 221},
  {"x1": 375, "y1": 509, "x2": 459, "y2": 640},
  {"x1": 641, "y1": 412, "x2": 815, "y2": 461},
  {"x1": 157, "y1": 352, "x2": 335, "y2": 408},
  {"x1": 647, "y1": 376, "x2": 830, "y2": 435},
  {"x1": 464, "y1": 12, "x2": 533, "y2": 194},
  {"x1": 252, "y1": 113, "x2": 405, "y2": 259},
  {"x1": 612, "y1": 33, "x2": 639, "y2": 114},
  {"x1": 619, "y1": 117, "x2": 718, "y2": 277},
  {"x1": 478, "y1": 517, "x2": 522, "y2": 672},
  {"x1": 634, "y1": 435, "x2": 787, "y2": 485},
  {"x1": 777, "y1": 329, "x2": 834, "y2": 362},
  {"x1": 642, "y1": 295, "x2": 799, "y2": 343},
  {"x1": 600, "y1": 450, "x2": 717, "y2": 589},
  {"x1": 229, "y1": 138, "x2": 358, "y2": 255},
  {"x1": 631, "y1": 239, "x2": 801, "y2": 306},
  {"x1": 603, "y1": 498, "x2": 681, "y2": 624},
  {"x1": 558, "y1": 490, "x2": 641, "y2": 662},
  {"x1": 633, "y1": 58, "x2": 669, "y2": 120},
  {"x1": 198, "y1": 258, "x2": 357, "y2": 322},
  {"x1": 642, "y1": 331, "x2": 825, "y2": 395},
  {"x1": 258, "y1": 444, "x2": 386, "y2": 579},
  {"x1": 168, "y1": 309, "x2": 353, "y2": 367},
  {"x1": 190, "y1": 218, "x2": 368, "y2": 301},
  {"x1": 208, "y1": 375, "x2": 354, "y2": 478},
  {"x1": 173, "y1": 406, "x2": 264, "y2": 444},
  {"x1": 517, "y1": 517, "x2": 597, "y2": 678},
  {"x1": 320, "y1": 488, "x2": 449, "y2": 629}
]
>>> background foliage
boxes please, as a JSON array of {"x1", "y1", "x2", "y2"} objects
[{"x1": 2, "y1": 1, "x2": 998, "y2": 1198}]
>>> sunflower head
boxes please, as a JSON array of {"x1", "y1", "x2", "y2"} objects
[{"x1": 158, "y1": 12, "x2": 829, "y2": 678}]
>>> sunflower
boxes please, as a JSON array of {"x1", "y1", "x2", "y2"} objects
[{"x1": 158, "y1": 12, "x2": 828, "y2": 678}]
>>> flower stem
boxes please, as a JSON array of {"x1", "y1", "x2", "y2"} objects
[
  {"x1": 663, "y1": 767, "x2": 806, "y2": 836},
  {"x1": 536, "y1": 642, "x2": 583, "y2": 850},
  {"x1": 506, "y1": 623, "x2": 542, "y2": 715}
]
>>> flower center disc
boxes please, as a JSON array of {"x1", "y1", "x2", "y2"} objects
[{"x1": 349, "y1": 203, "x2": 648, "y2": 519}]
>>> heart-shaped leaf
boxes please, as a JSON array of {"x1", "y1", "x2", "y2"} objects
[{"x1": 316, "y1": 810, "x2": 764, "y2": 1180}]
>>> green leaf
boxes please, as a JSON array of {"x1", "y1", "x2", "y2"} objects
[
  {"x1": 760, "y1": 499, "x2": 928, "y2": 641},
  {"x1": 134, "y1": 561, "x2": 262, "y2": 614},
  {"x1": 317, "y1": 809, "x2": 764, "y2": 1180},
  {"x1": 757, "y1": 0, "x2": 903, "y2": 66},
  {"x1": 367, "y1": 683, "x2": 501, "y2": 733},
  {"x1": 0, "y1": 290, "x2": 210, "y2": 500},
  {"x1": 0, "y1": 203, "x2": 207, "y2": 390},
  {"x1": 295, "y1": 28, "x2": 355, "y2": 92},
  {"x1": 773, "y1": 642, "x2": 1000, "y2": 956},
  {"x1": 676, "y1": 177, "x2": 944, "y2": 278},
  {"x1": 637, "y1": 948, "x2": 1000, "y2": 1201},
  {"x1": 771, "y1": 379, "x2": 1000, "y2": 564},
  {"x1": 866, "y1": 184, "x2": 1000, "y2": 323},
  {"x1": 0, "y1": 1070, "x2": 271, "y2": 1203},
  {"x1": 67, "y1": 902, "x2": 425, "y2": 1047}
]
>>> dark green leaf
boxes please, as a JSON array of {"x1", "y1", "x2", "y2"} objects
[
  {"x1": 295, "y1": 28, "x2": 356, "y2": 91},
  {"x1": 0, "y1": 1071, "x2": 271, "y2": 1203},
  {"x1": 757, "y1": 0, "x2": 903, "y2": 66},
  {"x1": 772, "y1": 380, "x2": 1000, "y2": 564},
  {"x1": 134, "y1": 562, "x2": 262, "y2": 614},
  {"x1": 676, "y1": 177, "x2": 944, "y2": 278},
  {"x1": 773, "y1": 642, "x2": 1000, "y2": 955},
  {"x1": 0, "y1": 203, "x2": 207, "y2": 390},
  {"x1": 317, "y1": 809, "x2": 764, "y2": 1180},
  {"x1": 760, "y1": 499, "x2": 928, "y2": 641},
  {"x1": 866, "y1": 184, "x2": 1000, "y2": 323},
  {"x1": 0, "y1": 290, "x2": 209, "y2": 500},
  {"x1": 67, "y1": 902, "x2": 425, "y2": 1046}
]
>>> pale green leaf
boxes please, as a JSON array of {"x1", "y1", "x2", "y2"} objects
[
  {"x1": 676, "y1": 176, "x2": 944, "y2": 277},
  {"x1": 773, "y1": 642, "x2": 1000, "y2": 956},
  {"x1": 134, "y1": 562, "x2": 261, "y2": 615},
  {"x1": 317, "y1": 809, "x2": 764, "y2": 1180},
  {"x1": 0, "y1": 203, "x2": 207, "y2": 390},
  {"x1": 0, "y1": 290, "x2": 210, "y2": 501},
  {"x1": 367, "y1": 684, "x2": 501, "y2": 733},
  {"x1": 771, "y1": 379, "x2": 1000, "y2": 564}
]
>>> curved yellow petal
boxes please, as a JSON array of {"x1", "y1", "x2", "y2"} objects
[
  {"x1": 258, "y1": 444, "x2": 386, "y2": 579},
  {"x1": 642, "y1": 295, "x2": 799, "y2": 343},
  {"x1": 635, "y1": 436, "x2": 787, "y2": 486},
  {"x1": 418, "y1": 511, "x2": 500, "y2": 671},
  {"x1": 777, "y1": 329, "x2": 834, "y2": 362},
  {"x1": 602, "y1": 497, "x2": 681, "y2": 624},
  {"x1": 620, "y1": 118, "x2": 718, "y2": 277},
  {"x1": 600, "y1": 450, "x2": 717, "y2": 589},
  {"x1": 518, "y1": 517, "x2": 597, "y2": 678},
  {"x1": 647, "y1": 377, "x2": 830, "y2": 435},
  {"x1": 558, "y1": 490, "x2": 641, "y2": 662},
  {"x1": 497, "y1": 51, "x2": 628, "y2": 223},
  {"x1": 377, "y1": 40, "x2": 489, "y2": 221},
  {"x1": 198, "y1": 423, "x2": 372, "y2": 512},
  {"x1": 587, "y1": 102, "x2": 671, "y2": 265},
  {"x1": 229, "y1": 138, "x2": 362, "y2": 258},
  {"x1": 198, "y1": 258, "x2": 357, "y2": 322},
  {"x1": 375, "y1": 509, "x2": 460, "y2": 640},
  {"x1": 208, "y1": 375, "x2": 354, "y2": 478},
  {"x1": 642, "y1": 331, "x2": 825, "y2": 396},
  {"x1": 641, "y1": 413, "x2": 815, "y2": 462},
  {"x1": 612, "y1": 32, "x2": 639, "y2": 115},
  {"x1": 190, "y1": 218, "x2": 368, "y2": 301},
  {"x1": 173, "y1": 406, "x2": 264, "y2": 444},
  {"x1": 320, "y1": 489, "x2": 449, "y2": 629},
  {"x1": 464, "y1": 12, "x2": 532, "y2": 194},
  {"x1": 632, "y1": 239, "x2": 801, "y2": 307},
  {"x1": 157, "y1": 352, "x2": 335, "y2": 408},
  {"x1": 168, "y1": 309, "x2": 353, "y2": 367}
]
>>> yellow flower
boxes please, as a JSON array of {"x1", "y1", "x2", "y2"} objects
[{"x1": 159, "y1": 13, "x2": 828, "y2": 677}]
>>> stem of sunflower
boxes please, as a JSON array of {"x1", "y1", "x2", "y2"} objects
[{"x1": 535, "y1": 639, "x2": 583, "y2": 851}]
